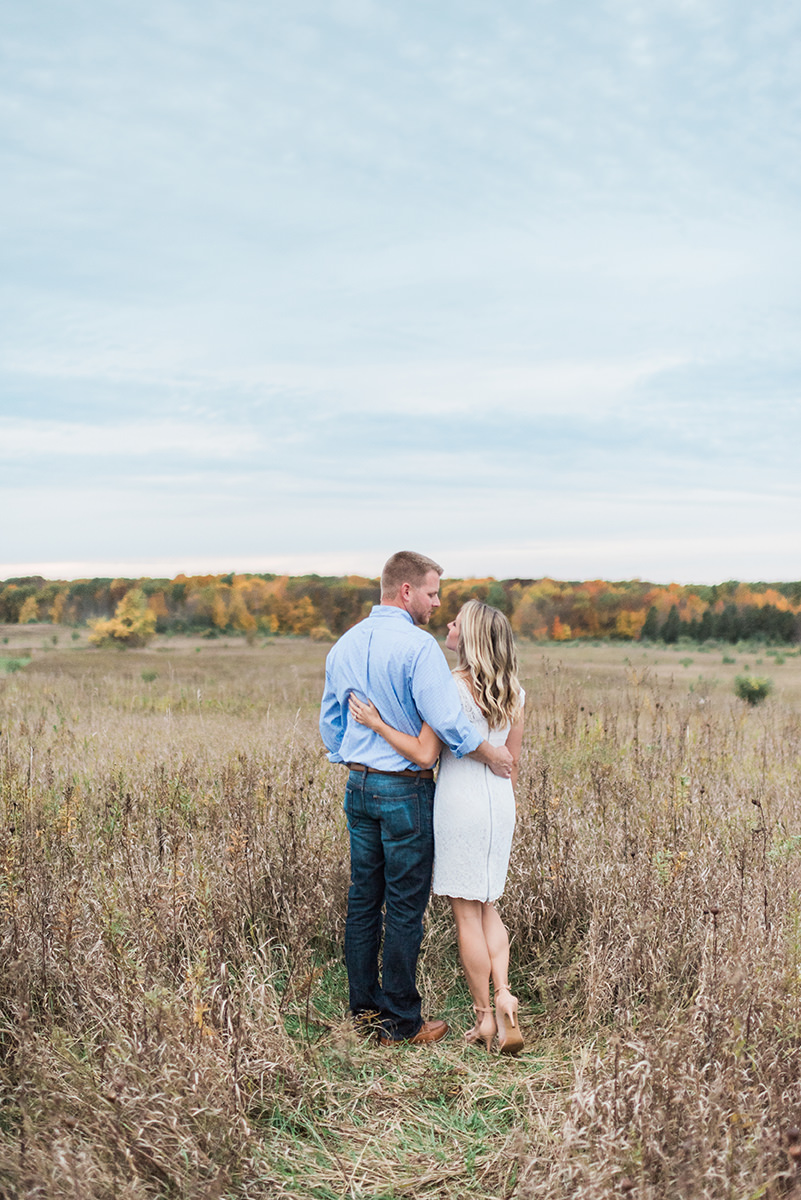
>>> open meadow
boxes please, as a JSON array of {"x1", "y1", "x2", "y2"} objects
[{"x1": 2, "y1": 631, "x2": 801, "y2": 1198}]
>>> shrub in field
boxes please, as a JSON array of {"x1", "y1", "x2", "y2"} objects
[
  {"x1": 0, "y1": 656, "x2": 29, "y2": 673},
  {"x1": 88, "y1": 586, "x2": 157, "y2": 648},
  {"x1": 734, "y1": 673, "x2": 773, "y2": 705}
]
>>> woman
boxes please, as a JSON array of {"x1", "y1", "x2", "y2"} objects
[{"x1": 348, "y1": 599, "x2": 525, "y2": 1054}]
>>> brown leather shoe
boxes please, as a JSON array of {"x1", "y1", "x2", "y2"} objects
[{"x1": 379, "y1": 1019, "x2": 449, "y2": 1047}]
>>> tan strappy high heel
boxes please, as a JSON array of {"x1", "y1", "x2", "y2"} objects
[
  {"x1": 464, "y1": 1005, "x2": 496, "y2": 1051},
  {"x1": 494, "y1": 985, "x2": 524, "y2": 1055}
]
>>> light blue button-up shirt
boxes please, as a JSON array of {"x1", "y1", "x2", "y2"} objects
[{"x1": 320, "y1": 606, "x2": 482, "y2": 770}]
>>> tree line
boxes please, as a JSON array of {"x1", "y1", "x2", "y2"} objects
[{"x1": 2, "y1": 572, "x2": 800, "y2": 644}]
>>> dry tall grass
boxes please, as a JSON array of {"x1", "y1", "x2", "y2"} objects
[{"x1": 2, "y1": 634, "x2": 801, "y2": 1198}]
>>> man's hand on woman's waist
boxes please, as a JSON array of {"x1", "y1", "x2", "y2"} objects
[{"x1": 469, "y1": 741, "x2": 514, "y2": 778}]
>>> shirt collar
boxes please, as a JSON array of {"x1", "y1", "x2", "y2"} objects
[{"x1": 370, "y1": 605, "x2": 414, "y2": 624}]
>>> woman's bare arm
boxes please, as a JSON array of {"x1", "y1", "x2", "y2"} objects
[
  {"x1": 505, "y1": 717, "x2": 524, "y2": 789},
  {"x1": 348, "y1": 694, "x2": 442, "y2": 769}
]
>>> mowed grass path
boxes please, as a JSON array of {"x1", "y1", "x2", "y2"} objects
[{"x1": 2, "y1": 632, "x2": 801, "y2": 1198}]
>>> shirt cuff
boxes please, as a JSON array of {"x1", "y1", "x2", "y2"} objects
[{"x1": 450, "y1": 727, "x2": 483, "y2": 758}]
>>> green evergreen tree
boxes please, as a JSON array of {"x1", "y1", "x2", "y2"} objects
[
  {"x1": 661, "y1": 605, "x2": 681, "y2": 644},
  {"x1": 641, "y1": 606, "x2": 659, "y2": 640},
  {"x1": 717, "y1": 603, "x2": 741, "y2": 643}
]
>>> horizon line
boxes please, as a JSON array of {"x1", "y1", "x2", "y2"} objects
[{"x1": 1, "y1": 558, "x2": 798, "y2": 590}]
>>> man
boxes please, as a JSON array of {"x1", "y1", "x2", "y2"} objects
[{"x1": 320, "y1": 551, "x2": 513, "y2": 1046}]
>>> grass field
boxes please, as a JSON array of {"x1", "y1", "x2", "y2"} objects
[{"x1": 2, "y1": 630, "x2": 801, "y2": 1198}]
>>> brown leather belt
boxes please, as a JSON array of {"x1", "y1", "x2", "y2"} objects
[{"x1": 346, "y1": 762, "x2": 435, "y2": 781}]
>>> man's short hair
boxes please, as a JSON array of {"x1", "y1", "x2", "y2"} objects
[{"x1": 381, "y1": 551, "x2": 443, "y2": 598}]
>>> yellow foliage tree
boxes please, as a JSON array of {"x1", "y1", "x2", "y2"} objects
[
  {"x1": 615, "y1": 610, "x2": 647, "y2": 639},
  {"x1": 290, "y1": 596, "x2": 317, "y2": 635},
  {"x1": 19, "y1": 596, "x2": 40, "y2": 623},
  {"x1": 212, "y1": 592, "x2": 229, "y2": 630},
  {"x1": 232, "y1": 576, "x2": 272, "y2": 616},
  {"x1": 88, "y1": 589, "x2": 157, "y2": 648},
  {"x1": 49, "y1": 592, "x2": 68, "y2": 624},
  {"x1": 228, "y1": 588, "x2": 257, "y2": 634}
]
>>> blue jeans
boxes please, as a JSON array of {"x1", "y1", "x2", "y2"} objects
[{"x1": 343, "y1": 769, "x2": 435, "y2": 1040}]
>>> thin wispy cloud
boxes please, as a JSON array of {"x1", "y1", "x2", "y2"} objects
[{"x1": 0, "y1": 419, "x2": 256, "y2": 460}]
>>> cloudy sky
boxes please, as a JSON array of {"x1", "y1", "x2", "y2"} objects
[{"x1": 2, "y1": 0, "x2": 799, "y2": 584}]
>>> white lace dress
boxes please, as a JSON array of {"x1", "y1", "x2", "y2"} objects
[{"x1": 432, "y1": 676, "x2": 523, "y2": 903}]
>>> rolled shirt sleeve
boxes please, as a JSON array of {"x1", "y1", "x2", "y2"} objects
[{"x1": 410, "y1": 638, "x2": 482, "y2": 758}]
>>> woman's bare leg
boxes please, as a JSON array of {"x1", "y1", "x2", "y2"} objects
[
  {"x1": 482, "y1": 903, "x2": 524, "y2": 1053},
  {"x1": 450, "y1": 897, "x2": 496, "y2": 1046},
  {"x1": 481, "y1": 903, "x2": 511, "y2": 993}
]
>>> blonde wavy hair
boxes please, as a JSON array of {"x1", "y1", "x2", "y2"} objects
[{"x1": 455, "y1": 599, "x2": 523, "y2": 730}]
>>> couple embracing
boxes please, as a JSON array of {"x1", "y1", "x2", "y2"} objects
[{"x1": 320, "y1": 551, "x2": 525, "y2": 1054}]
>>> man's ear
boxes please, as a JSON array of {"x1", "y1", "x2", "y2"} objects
[{"x1": 399, "y1": 582, "x2": 412, "y2": 602}]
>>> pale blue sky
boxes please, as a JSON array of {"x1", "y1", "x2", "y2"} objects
[{"x1": 2, "y1": 0, "x2": 799, "y2": 583}]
